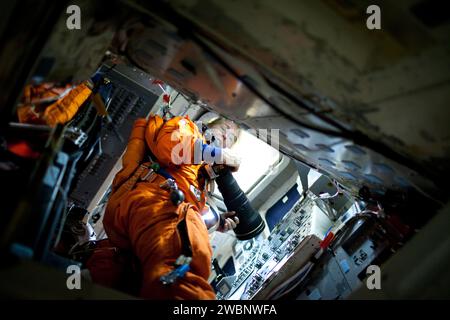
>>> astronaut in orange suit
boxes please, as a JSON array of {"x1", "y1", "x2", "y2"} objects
[{"x1": 99, "y1": 114, "x2": 239, "y2": 299}]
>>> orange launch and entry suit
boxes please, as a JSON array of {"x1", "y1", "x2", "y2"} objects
[
  {"x1": 18, "y1": 82, "x2": 92, "y2": 126},
  {"x1": 101, "y1": 115, "x2": 216, "y2": 299}
]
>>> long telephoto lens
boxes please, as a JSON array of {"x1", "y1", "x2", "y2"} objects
[{"x1": 215, "y1": 168, "x2": 265, "y2": 240}]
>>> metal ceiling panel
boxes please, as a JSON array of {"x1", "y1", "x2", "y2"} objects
[{"x1": 120, "y1": 0, "x2": 449, "y2": 204}]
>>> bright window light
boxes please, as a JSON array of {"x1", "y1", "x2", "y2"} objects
[{"x1": 214, "y1": 130, "x2": 281, "y2": 195}]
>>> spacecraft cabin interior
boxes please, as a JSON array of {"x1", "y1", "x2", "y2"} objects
[{"x1": 0, "y1": 0, "x2": 450, "y2": 300}]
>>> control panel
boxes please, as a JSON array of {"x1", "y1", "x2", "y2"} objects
[
  {"x1": 218, "y1": 193, "x2": 332, "y2": 300},
  {"x1": 68, "y1": 64, "x2": 162, "y2": 208}
]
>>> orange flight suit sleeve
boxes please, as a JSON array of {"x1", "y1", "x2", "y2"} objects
[
  {"x1": 111, "y1": 118, "x2": 148, "y2": 192},
  {"x1": 43, "y1": 83, "x2": 92, "y2": 126}
]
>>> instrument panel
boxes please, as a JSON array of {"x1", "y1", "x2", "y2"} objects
[
  {"x1": 218, "y1": 193, "x2": 332, "y2": 300},
  {"x1": 68, "y1": 64, "x2": 162, "y2": 208}
]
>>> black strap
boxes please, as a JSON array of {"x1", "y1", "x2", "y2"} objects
[{"x1": 177, "y1": 218, "x2": 193, "y2": 258}]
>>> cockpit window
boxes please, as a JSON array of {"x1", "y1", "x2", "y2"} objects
[{"x1": 213, "y1": 129, "x2": 281, "y2": 195}]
